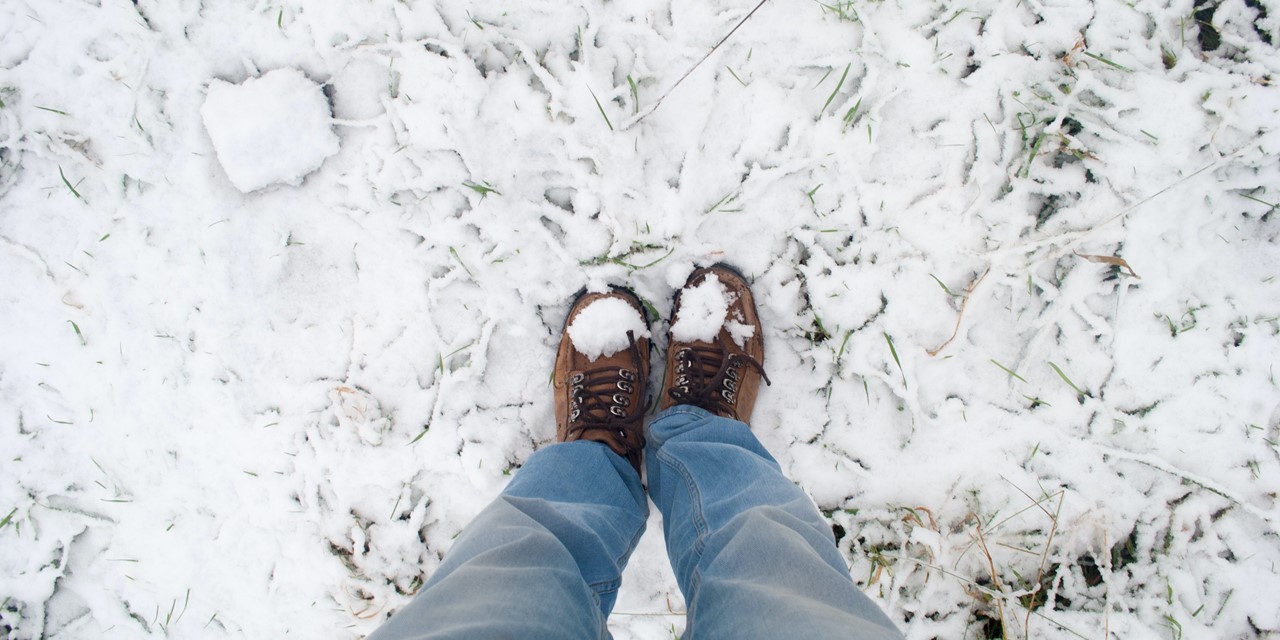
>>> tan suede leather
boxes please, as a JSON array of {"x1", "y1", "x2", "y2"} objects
[
  {"x1": 660, "y1": 265, "x2": 767, "y2": 423},
  {"x1": 553, "y1": 289, "x2": 651, "y2": 471}
]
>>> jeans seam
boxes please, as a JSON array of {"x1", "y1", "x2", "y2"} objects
[
  {"x1": 646, "y1": 406, "x2": 711, "y2": 448},
  {"x1": 588, "y1": 577, "x2": 621, "y2": 594},
  {"x1": 686, "y1": 566, "x2": 703, "y2": 639},
  {"x1": 610, "y1": 504, "x2": 648, "y2": 573},
  {"x1": 657, "y1": 446, "x2": 708, "y2": 556}
]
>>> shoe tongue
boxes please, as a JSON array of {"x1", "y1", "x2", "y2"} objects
[
  {"x1": 691, "y1": 331, "x2": 742, "y2": 359},
  {"x1": 578, "y1": 429, "x2": 642, "y2": 470},
  {"x1": 684, "y1": 343, "x2": 730, "y2": 380}
]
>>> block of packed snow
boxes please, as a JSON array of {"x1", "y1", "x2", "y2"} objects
[
  {"x1": 201, "y1": 68, "x2": 340, "y2": 193},
  {"x1": 670, "y1": 274, "x2": 756, "y2": 347},
  {"x1": 567, "y1": 296, "x2": 651, "y2": 361}
]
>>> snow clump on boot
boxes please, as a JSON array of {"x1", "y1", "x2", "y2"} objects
[{"x1": 567, "y1": 297, "x2": 650, "y2": 361}]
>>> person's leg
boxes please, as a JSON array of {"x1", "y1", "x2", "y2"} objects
[
  {"x1": 371, "y1": 288, "x2": 655, "y2": 639},
  {"x1": 651, "y1": 265, "x2": 902, "y2": 639},
  {"x1": 646, "y1": 407, "x2": 903, "y2": 640},
  {"x1": 369, "y1": 440, "x2": 647, "y2": 640}
]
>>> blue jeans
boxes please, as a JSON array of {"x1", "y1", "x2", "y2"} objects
[{"x1": 369, "y1": 406, "x2": 903, "y2": 639}]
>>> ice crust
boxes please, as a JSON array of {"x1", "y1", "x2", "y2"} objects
[
  {"x1": 201, "y1": 69, "x2": 340, "y2": 193},
  {"x1": 566, "y1": 296, "x2": 650, "y2": 361}
]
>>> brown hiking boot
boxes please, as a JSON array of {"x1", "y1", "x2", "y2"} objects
[
  {"x1": 660, "y1": 265, "x2": 770, "y2": 422},
  {"x1": 553, "y1": 288, "x2": 651, "y2": 471}
]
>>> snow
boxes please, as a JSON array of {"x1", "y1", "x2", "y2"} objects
[
  {"x1": 201, "y1": 68, "x2": 340, "y2": 193},
  {"x1": 725, "y1": 319, "x2": 756, "y2": 348},
  {"x1": 566, "y1": 296, "x2": 651, "y2": 361},
  {"x1": 671, "y1": 274, "x2": 732, "y2": 341},
  {"x1": 1, "y1": 0, "x2": 1279, "y2": 638},
  {"x1": 670, "y1": 273, "x2": 756, "y2": 348}
]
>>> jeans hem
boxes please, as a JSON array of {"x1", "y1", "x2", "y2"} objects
[{"x1": 654, "y1": 404, "x2": 715, "y2": 422}]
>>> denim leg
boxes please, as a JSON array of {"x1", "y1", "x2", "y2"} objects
[
  {"x1": 645, "y1": 406, "x2": 903, "y2": 640},
  {"x1": 369, "y1": 441, "x2": 648, "y2": 640}
]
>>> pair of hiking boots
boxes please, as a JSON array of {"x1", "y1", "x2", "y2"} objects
[{"x1": 552, "y1": 265, "x2": 770, "y2": 471}]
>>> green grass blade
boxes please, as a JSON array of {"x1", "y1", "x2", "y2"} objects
[
  {"x1": 822, "y1": 63, "x2": 851, "y2": 113},
  {"x1": 68, "y1": 320, "x2": 86, "y2": 345},
  {"x1": 409, "y1": 426, "x2": 430, "y2": 445},
  {"x1": 842, "y1": 97, "x2": 862, "y2": 128},
  {"x1": 1048, "y1": 361, "x2": 1084, "y2": 395},
  {"x1": 1240, "y1": 193, "x2": 1278, "y2": 211},
  {"x1": 462, "y1": 180, "x2": 501, "y2": 198},
  {"x1": 1023, "y1": 394, "x2": 1050, "y2": 407},
  {"x1": 835, "y1": 330, "x2": 854, "y2": 364},
  {"x1": 884, "y1": 332, "x2": 906, "y2": 388},
  {"x1": 1083, "y1": 51, "x2": 1132, "y2": 72},
  {"x1": 59, "y1": 166, "x2": 83, "y2": 200},
  {"x1": 991, "y1": 359, "x2": 1028, "y2": 384},
  {"x1": 611, "y1": 246, "x2": 675, "y2": 270},
  {"x1": 448, "y1": 246, "x2": 474, "y2": 277},
  {"x1": 931, "y1": 274, "x2": 958, "y2": 297},
  {"x1": 588, "y1": 87, "x2": 614, "y2": 131},
  {"x1": 626, "y1": 75, "x2": 639, "y2": 113},
  {"x1": 813, "y1": 67, "x2": 833, "y2": 88},
  {"x1": 1023, "y1": 131, "x2": 1045, "y2": 177}
]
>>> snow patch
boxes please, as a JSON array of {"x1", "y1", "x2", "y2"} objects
[
  {"x1": 671, "y1": 274, "x2": 752, "y2": 347},
  {"x1": 201, "y1": 69, "x2": 340, "y2": 193},
  {"x1": 725, "y1": 319, "x2": 756, "y2": 347},
  {"x1": 567, "y1": 297, "x2": 650, "y2": 361},
  {"x1": 330, "y1": 386, "x2": 390, "y2": 446},
  {"x1": 4, "y1": 1, "x2": 1280, "y2": 637}
]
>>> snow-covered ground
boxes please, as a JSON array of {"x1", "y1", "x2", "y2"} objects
[{"x1": 2, "y1": 0, "x2": 1279, "y2": 637}]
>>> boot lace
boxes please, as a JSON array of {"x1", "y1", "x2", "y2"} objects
[
  {"x1": 567, "y1": 332, "x2": 645, "y2": 451},
  {"x1": 668, "y1": 343, "x2": 770, "y2": 420}
]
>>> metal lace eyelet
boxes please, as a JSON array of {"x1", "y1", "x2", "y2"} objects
[
  {"x1": 610, "y1": 405, "x2": 626, "y2": 417},
  {"x1": 727, "y1": 368, "x2": 739, "y2": 380},
  {"x1": 571, "y1": 372, "x2": 585, "y2": 384},
  {"x1": 570, "y1": 409, "x2": 580, "y2": 421},
  {"x1": 676, "y1": 375, "x2": 688, "y2": 386},
  {"x1": 617, "y1": 380, "x2": 633, "y2": 392},
  {"x1": 613, "y1": 393, "x2": 629, "y2": 406},
  {"x1": 619, "y1": 369, "x2": 635, "y2": 381},
  {"x1": 722, "y1": 389, "x2": 735, "y2": 402},
  {"x1": 724, "y1": 379, "x2": 737, "y2": 391},
  {"x1": 571, "y1": 384, "x2": 583, "y2": 395}
]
